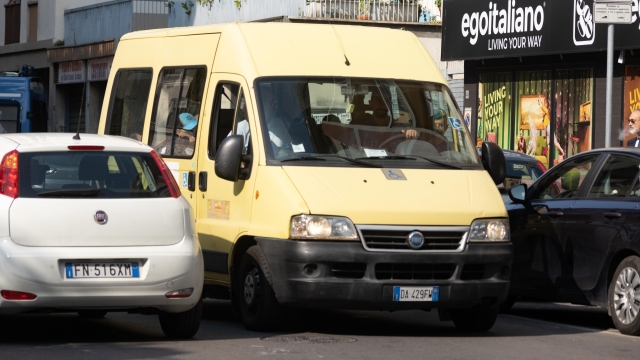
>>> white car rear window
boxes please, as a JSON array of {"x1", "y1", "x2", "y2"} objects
[{"x1": 19, "y1": 151, "x2": 173, "y2": 198}]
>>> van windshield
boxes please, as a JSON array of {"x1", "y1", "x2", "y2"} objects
[{"x1": 254, "y1": 78, "x2": 479, "y2": 168}]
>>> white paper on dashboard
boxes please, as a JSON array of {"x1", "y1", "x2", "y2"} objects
[
  {"x1": 364, "y1": 148, "x2": 388, "y2": 157},
  {"x1": 292, "y1": 143, "x2": 305, "y2": 153}
]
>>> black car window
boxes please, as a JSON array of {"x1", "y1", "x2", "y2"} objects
[
  {"x1": 533, "y1": 155, "x2": 599, "y2": 200},
  {"x1": 590, "y1": 155, "x2": 640, "y2": 198}
]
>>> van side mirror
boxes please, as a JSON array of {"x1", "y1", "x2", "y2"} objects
[
  {"x1": 215, "y1": 135, "x2": 243, "y2": 182},
  {"x1": 481, "y1": 142, "x2": 506, "y2": 185},
  {"x1": 509, "y1": 183, "x2": 528, "y2": 203}
]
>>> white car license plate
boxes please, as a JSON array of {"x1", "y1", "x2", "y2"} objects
[
  {"x1": 393, "y1": 286, "x2": 439, "y2": 302},
  {"x1": 65, "y1": 262, "x2": 140, "y2": 279}
]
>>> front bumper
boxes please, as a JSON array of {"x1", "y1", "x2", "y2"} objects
[
  {"x1": 0, "y1": 236, "x2": 204, "y2": 315},
  {"x1": 256, "y1": 237, "x2": 512, "y2": 310}
]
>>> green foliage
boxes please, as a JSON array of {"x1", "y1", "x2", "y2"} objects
[
  {"x1": 434, "y1": 0, "x2": 442, "y2": 7},
  {"x1": 181, "y1": 1, "x2": 194, "y2": 15},
  {"x1": 165, "y1": 0, "x2": 175, "y2": 12}
]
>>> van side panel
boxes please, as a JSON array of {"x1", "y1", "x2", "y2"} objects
[{"x1": 248, "y1": 166, "x2": 310, "y2": 240}]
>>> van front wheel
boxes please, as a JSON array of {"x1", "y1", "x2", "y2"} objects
[{"x1": 237, "y1": 245, "x2": 286, "y2": 331}]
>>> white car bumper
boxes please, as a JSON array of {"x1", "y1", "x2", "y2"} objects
[{"x1": 0, "y1": 236, "x2": 203, "y2": 314}]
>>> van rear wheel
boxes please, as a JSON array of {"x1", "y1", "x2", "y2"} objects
[
  {"x1": 450, "y1": 304, "x2": 499, "y2": 332},
  {"x1": 237, "y1": 245, "x2": 286, "y2": 331}
]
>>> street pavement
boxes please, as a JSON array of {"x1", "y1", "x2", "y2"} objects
[{"x1": 0, "y1": 300, "x2": 638, "y2": 359}]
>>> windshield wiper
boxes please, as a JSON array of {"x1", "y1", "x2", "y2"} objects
[
  {"x1": 280, "y1": 155, "x2": 382, "y2": 168},
  {"x1": 37, "y1": 188, "x2": 102, "y2": 197},
  {"x1": 356, "y1": 155, "x2": 462, "y2": 170}
]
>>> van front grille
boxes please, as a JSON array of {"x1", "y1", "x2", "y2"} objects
[
  {"x1": 357, "y1": 226, "x2": 467, "y2": 252},
  {"x1": 375, "y1": 263, "x2": 456, "y2": 280}
]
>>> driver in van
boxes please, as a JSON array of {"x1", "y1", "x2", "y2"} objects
[{"x1": 350, "y1": 91, "x2": 418, "y2": 139}]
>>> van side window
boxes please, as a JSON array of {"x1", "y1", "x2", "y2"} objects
[
  {"x1": 234, "y1": 90, "x2": 251, "y2": 156},
  {"x1": 106, "y1": 69, "x2": 153, "y2": 140},
  {"x1": 149, "y1": 67, "x2": 206, "y2": 158},
  {"x1": 208, "y1": 83, "x2": 240, "y2": 158}
]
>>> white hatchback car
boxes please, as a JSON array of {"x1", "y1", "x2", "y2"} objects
[{"x1": 0, "y1": 133, "x2": 204, "y2": 338}]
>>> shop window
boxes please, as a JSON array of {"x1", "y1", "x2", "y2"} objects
[
  {"x1": 514, "y1": 70, "x2": 552, "y2": 168},
  {"x1": 27, "y1": 2, "x2": 37, "y2": 42},
  {"x1": 4, "y1": 0, "x2": 21, "y2": 45},
  {"x1": 478, "y1": 72, "x2": 512, "y2": 149},
  {"x1": 149, "y1": 67, "x2": 206, "y2": 158},
  {"x1": 208, "y1": 83, "x2": 240, "y2": 159},
  {"x1": 623, "y1": 66, "x2": 640, "y2": 147},
  {"x1": 554, "y1": 69, "x2": 593, "y2": 165},
  {"x1": 106, "y1": 69, "x2": 153, "y2": 140}
]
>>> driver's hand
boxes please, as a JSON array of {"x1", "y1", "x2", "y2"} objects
[{"x1": 402, "y1": 129, "x2": 419, "y2": 139}]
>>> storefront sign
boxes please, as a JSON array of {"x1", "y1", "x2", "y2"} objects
[
  {"x1": 442, "y1": 0, "x2": 640, "y2": 61},
  {"x1": 87, "y1": 57, "x2": 113, "y2": 82},
  {"x1": 58, "y1": 61, "x2": 85, "y2": 84},
  {"x1": 623, "y1": 66, "x2": 640, "y2": 146}
]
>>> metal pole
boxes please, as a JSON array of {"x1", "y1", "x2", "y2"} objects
[{"x1": 605, "y1": 24, "x2": 614, "y2": 148}]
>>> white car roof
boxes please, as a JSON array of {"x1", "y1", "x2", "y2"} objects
[{"x1": 0, "y1": 133, "x2": 151, "y2": 153}]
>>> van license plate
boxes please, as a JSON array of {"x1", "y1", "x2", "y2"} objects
[
  {"x1": 393, "y1": 286, "x2": 439, "y2": 302},
  {"x1": 65, "y1": 262, "x2": 140, "y2": 278}
]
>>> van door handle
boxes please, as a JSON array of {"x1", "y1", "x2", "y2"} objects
[
  {"x1": 199, "y1": 171, "x2": 207, "y2": 192},
  {"x1": 603, "y1": 212, "x2": 622, "y2": 219},
  {"x1": 188, "y1": 171, "x2": 196, "y2": 192}
]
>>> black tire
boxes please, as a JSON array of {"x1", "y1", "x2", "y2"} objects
[
  {"x1": 608, "y1": 256, "x2": 640, "y2": 336},
  {"x1": 77, "y1": 310, "x2": 107, "y2": 319},
  {"x1": 499, "y1": 295, "x2": 518, "y2": 313},
  {"x1": 237, "y1": 245, "x2": 286, "y2": 331},
  {"x1": 450, "y1": 304, "x2": 499, "y2": 332},
  {"x1": 159, "y1": 299, "x2": 203, "y2": 339}
]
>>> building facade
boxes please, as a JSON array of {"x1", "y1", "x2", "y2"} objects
[
  {"x1": 0, "y1": 0, "x2": 167, "y2": 133},
  {"x1": 442, "y1": 0, "x2": 640, "y2": 168}
]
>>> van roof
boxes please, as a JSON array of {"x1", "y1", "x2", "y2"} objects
[{"x1": 119, "y1": 22, "x2": 445, "y2": 84}]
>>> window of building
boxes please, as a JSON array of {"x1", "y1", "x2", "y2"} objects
[
  {"x1": 148, "y1": 67, "x2": 206, "y2": 158},
  {"x1": 106, "y1": 69, "x2": 153, "y2": 140},
  {"x1": 4, "y1": 0, "x2": 21, "y2": 45},
  {"x1": 27, "y1": 2, "x2": 37, "y2": 43}
]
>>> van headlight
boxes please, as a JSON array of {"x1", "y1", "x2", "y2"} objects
[
  {"x1": 290, "y1": 215, "x2": 359, "y2": 240},
  {"x1": 468, "y1": 218, "x2": 510, "y2": 242}
]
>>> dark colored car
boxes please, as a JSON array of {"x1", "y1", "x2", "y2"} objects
[
  {"x1": 477, "y1": 148, "x2": 547, "y2": 202},
  {"x1": 506, "y1": 148, "x2": 640, "y2": 335}
]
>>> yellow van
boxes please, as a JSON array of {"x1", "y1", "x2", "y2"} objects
[{"x1": 99, "y1": 22, "x2": 512, "y2": 332}]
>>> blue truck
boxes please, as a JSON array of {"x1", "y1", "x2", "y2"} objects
[{"x1": 0, "y1": 66, "x2": 48, "y2": 133}]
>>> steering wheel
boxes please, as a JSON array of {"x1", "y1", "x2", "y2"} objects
[{"x1": 378, "y1": 134, "x2": 409, "y2": 149}]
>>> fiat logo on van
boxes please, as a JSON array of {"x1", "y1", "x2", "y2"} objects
[
  {"x1": 407, "y1": 231, "x2": 425, "y2": 249},
  {"x1": 94, "y1": 211, "x2": 108, "y2": 225}
]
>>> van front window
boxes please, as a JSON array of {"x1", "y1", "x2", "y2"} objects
[{"x1": 255, "y1": 78, "x2": 479, "y2": 168}]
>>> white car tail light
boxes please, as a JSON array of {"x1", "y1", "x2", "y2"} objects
[
  {"x1": 0, "y1": 150, "x2": 18, "y2": 198},
  {"x1": 150, "y1": 150, "x2": 181, "y2": 199},
  {"x1": 1, "y1": 290, "x2": 37, "y2": 300},
  {"x1": 165, "y1": 288, "x2": 193, "y2": 299}
]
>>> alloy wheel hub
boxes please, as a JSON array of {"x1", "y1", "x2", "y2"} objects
[{"x1": 614, "y1": 267, "x2": 640, "y2": 325}]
